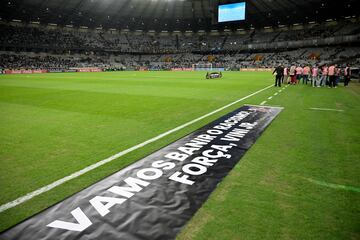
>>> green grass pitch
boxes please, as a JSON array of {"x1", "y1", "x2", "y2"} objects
[{"x1": 0, "y1": 71, "x2": 359, "y2": 239}]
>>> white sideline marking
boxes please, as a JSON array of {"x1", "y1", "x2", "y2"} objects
[
  {"x1": 0, "y1": 84, "x2": 274, "y2": 213},
  {"x1": 268, "y1": 96, "x2": 273, "y2": 100},
  {"x1": 260, "y1": 101, "x2": 267, "y2": 105},
  {"x1": 274, "y1": 92, "x2": 278, "y2": 96},
  {"x1": 309, "y1": 108, "x2": 344, "y2": 112}
]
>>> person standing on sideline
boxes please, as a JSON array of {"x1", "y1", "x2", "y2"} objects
[
  {"x1": 328, "y1": 64, "x2": 336, "y2": 88},
  {"x1": 283, "y1": 66, "x2": 289, "y2": 84},
  {"x1": 312, "y1": 65, "x2": 320, "y2": 87},
  {"x1": 320, "y1": 64, "x2": 328, "y2": 86},
  {"x1": 273, "y1": 64, "x2": 284, "y2": 87},
  {"x1": 344, "y1": 64, "x2": 351, "y2": 87},
  {"x1": 289, "y1": 64, "x2": 296, "y2": 84},
  {"x1": 335, "y1": 67, "x2": 341, "y2": 86},
  {"x1": 303, "y1": 65, "x2": 310, "y2": 84},
  {"x1": 296, "y1": 65, "x2": 303, "y2": 84}
]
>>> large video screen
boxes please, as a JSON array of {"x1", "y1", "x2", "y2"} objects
[{"x1": 218, "y1": 2, "x2": 246, "y2": 23}]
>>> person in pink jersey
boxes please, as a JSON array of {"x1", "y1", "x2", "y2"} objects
[
  {"x1": 312, "y1": 65, "x2": 320, "y2": 87},
  {"x1": 335, "y1": 67, "x2": 341, "y2": 86},
  {"x1": 289, "y1": 64, "x2": 296, "y2": 84},
  {"x1": 328, "y1": 64, "x2": 336, "y2": 88},
  {"x1": 295, "y1": 65, "x2": 303, "y2": 84},
  {"x1": 320, "y1": 65, "x2": 328, "y2": 86},
  {"x1": 302, "y1": 65, "x2": 310, "y2": 84},
  {"x1": 283, "y1": 66, "x2": 289, "y2": 84}
]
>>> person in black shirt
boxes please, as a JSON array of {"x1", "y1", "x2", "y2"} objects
[
  {"x1": 344, "y1": 64, "x2": 351, "y2": 87},
  {"x1": 273, "y1": 65, "x2": 284, "y2": 87}
]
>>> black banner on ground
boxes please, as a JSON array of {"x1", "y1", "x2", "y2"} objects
[{"x1": 1, "y1": 105, "x2": 282, "y2": 240}]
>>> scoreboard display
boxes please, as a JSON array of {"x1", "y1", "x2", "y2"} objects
[{"x1": 218, "y1": 2, "x2": 246, "y2": 23}]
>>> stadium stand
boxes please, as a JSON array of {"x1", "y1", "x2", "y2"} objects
[{"x1": 0, "y1": 14, "x2": 359, "y2": 72}]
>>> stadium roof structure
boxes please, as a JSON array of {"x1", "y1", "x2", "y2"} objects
[{"x1": 0, "y1": 0, "x2": 359, "y2": 32}]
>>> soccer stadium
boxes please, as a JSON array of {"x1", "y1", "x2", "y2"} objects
[{"x1": 0, "y1": 0, "x2": 359, "y2": 239}]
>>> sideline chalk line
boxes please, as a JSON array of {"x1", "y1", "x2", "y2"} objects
[
  {"x1": 0, "y1": 84, "x2": 274, "y2": 213},
  {"x1": 260, "y1": 101, "x2": 267, "y2": 105},
  {"x1": 304, "y1": 177, "x2": 360, "y2": 193},
  {"x1": 309, "y1": 107, "x2": 344, "y2": 112}
]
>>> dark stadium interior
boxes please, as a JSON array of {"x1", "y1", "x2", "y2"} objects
[{"x1": 0, "y1": 0, "x2": 359, "y2": 31}]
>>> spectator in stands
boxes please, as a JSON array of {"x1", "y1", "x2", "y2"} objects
[
  {"x1": 289, "y1": 64, "x2": 297, "y2": 84},
  {"x1": 296, "y1": 65, "x2": 303, "y2": 84},
  {"x1": 344, "y1": 64, "x2": 351, "y2": 87},
  {"x1": 328, "y1": 64, "x2": 337, "y2": 88}
]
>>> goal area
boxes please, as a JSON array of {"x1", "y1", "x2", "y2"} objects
[{"x1": 192, "y1": 63, "x2": 213, "y2": 71}]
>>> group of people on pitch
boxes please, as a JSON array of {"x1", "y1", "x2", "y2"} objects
[{"x1": 272, "y1": 64, "x2": 352, "y2": 88}]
